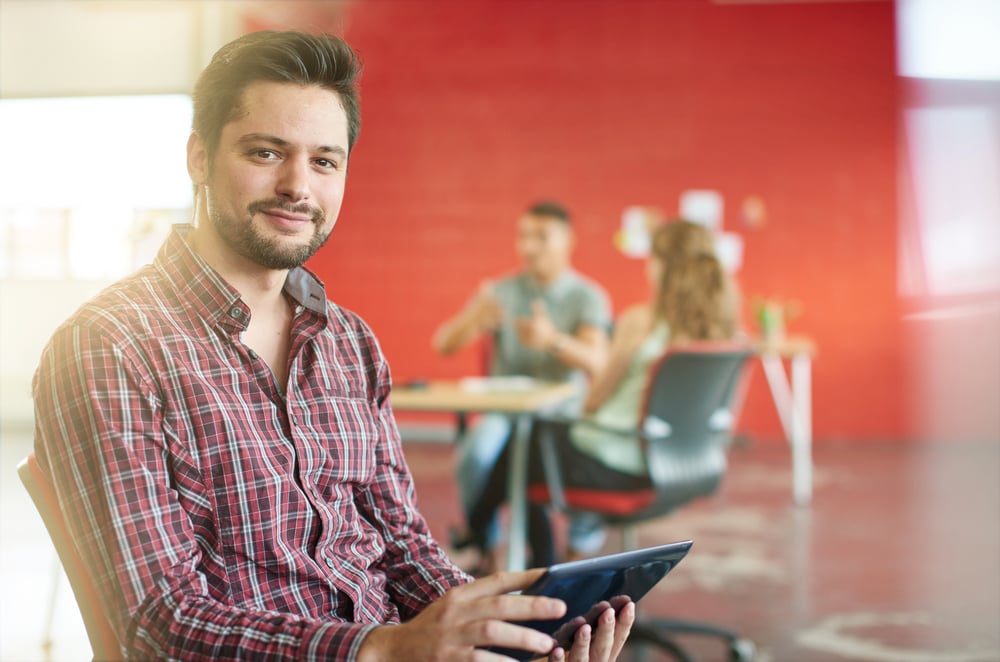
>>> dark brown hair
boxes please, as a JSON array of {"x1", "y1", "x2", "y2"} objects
[
  {"x1": 192, "y1": 30, "x2": 362, "y2": 165},
  {"x1": 526, "y1": 200, "x2": 571, "y2": 225}
]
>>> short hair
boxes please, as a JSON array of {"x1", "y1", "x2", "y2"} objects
[
  {"x1": 526, "y1": 200, "x2": 571, "y2": 225},
  {"x1": 192, "y1": 30, "x2": 362, "y2": 165}
]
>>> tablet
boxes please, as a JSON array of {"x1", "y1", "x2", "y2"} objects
[{"x1": 487, "y1": 540, "x2": 693, "y2": 660}]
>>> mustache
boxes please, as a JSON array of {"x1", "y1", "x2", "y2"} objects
[{"x1": 248, "y1": 198, "x2": 323, "y2": 224}]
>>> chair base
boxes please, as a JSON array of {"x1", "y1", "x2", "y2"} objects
[{"x1": 627, "y1": 618, "x2": 756, "y2": 662}]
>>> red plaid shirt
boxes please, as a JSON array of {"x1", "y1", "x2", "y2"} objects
[{"x1": 33, "y1": 225, "x2": 468, "y2": 660}]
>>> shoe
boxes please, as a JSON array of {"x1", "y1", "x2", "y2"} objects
[{"x1": 449, "y1": 525, "x2": 477, "y2": 551}]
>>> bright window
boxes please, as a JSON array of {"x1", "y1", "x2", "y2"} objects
[{"x1": 0, "y1": 95, "x2": 192, "y2": 280}]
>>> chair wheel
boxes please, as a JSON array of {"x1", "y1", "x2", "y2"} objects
[{"x1": 729, "y1": 638, "x2": 756, "y2": 662}]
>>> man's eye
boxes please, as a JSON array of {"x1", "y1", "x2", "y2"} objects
[
  {"x1": 315, "y1": 158, "x2": 340, "y2": 170},
  {"x1": 252, "y1": 149, "x2": 279, "y2": 160}
]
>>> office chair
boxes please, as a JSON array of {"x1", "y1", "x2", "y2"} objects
[
  {"x1": 18, "y1": 453, "x2": 121, "y2": 661},
  {"x1": 528, "y1": 343, "x2": 756, "y2": 662}
]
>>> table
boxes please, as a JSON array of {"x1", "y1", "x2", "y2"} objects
[
  {"x1": 391, "y1": 378, "x2": 579, "y2": 571},
  {"x1": 754, "y1": 335, "x2": 817, "y2": 506}
]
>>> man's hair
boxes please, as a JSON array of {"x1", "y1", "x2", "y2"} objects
[
  {"x1": 526, "y1": 200, "x2": 571, "y2": 225},
  {"x1": 192, "y1": 30, "x2": 362, "y2": 165}
]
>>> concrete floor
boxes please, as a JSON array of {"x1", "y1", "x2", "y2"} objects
[{"x1": 2, "y1": 429, "x2": 998, "y2": 661}]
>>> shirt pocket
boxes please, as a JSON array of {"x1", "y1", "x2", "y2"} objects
[{"x1": 313, "y1": 396, "x2": 380, "y2": 489}]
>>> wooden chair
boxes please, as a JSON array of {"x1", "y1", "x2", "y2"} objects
[
  {"x1": 528, "y1": 343, "x2": 757, "y2": 662},
  {"x1": 18, "y1": 453, "x2": 121, "y2": 661}
]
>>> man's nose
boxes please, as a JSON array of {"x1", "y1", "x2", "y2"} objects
[{"x1": 275, "y1": 158, "x2": 310, "y2": 202}]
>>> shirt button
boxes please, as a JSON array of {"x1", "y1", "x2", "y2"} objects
[{"x1": 229, "y1": 307, "x2": 243, "y2": 319}]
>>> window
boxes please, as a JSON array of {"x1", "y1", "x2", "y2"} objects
[{"x1": 0, "y1": 95, "x2": 193, "y2": 280}]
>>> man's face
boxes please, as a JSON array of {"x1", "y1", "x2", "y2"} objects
[
  {"x1": 188, "y1": 80, "x2": 350, "y2": 270},
  {"x1": 516, "y1": 214, "x2": 572, "y2": 280}
]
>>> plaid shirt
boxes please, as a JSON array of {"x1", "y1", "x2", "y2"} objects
[{"x1": 33, "y1": 225, "x2": 468, "y2": 660}]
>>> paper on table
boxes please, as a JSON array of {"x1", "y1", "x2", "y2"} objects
[{"x1": 459, "y1": 376, "x2": 540, "y2": 393}]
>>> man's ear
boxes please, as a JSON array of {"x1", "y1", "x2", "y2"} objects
[
  {"x1": 187, "y1": 131, "x2": 208, "y2": 186},
  {"x1": 564, "y1": 223, "x2": 576, "y2": 252}
]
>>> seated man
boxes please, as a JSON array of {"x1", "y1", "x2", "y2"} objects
[
  {"x1": 31, "y1": 30, "x2": 632, "y2": 661},
  {"x1": 433, "y1": 202, "x2": 611, "y2": 569}
]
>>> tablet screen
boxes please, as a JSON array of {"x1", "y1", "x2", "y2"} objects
[{"x1": 487, "y1": 540, "x2": 692, "y2": 660}]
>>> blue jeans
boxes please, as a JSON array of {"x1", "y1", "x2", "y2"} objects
[
  {"x1": 456, "y1": 413, "x2": 512, "y2": 550},
  {"x1": 457, "y1": 414, "x2": 612, "y2": 558}
]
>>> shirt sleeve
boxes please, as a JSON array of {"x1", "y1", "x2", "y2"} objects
[
  {"x1": 32, "y1": 322, "x2": 376, "y2": 661},
  {"x1": 577, "y1": 280, "x2": 613, "y2": 332},
  {"x1": 353, "y1": 328, "x2": 471, "y2": 619}
]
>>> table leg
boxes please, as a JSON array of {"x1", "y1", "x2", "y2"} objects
[
  {"x1": 505, "y1": 413, "x2": 533, "y2": 571},
  {"x1": 761, "y1": 353, "x2": 813, "y2": 506},
  {"x1": 791, "y1": 354, "x2": 813, "y2": 505}
]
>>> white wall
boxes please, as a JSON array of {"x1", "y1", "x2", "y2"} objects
[
  {"x1": 0, "y1": 1, "x2": 245, "y2": 427},
  {"x1": 0, "y1": 0, "x2": 243, "y2": 98},
  {"x1": 0, "y1": 280, "x2": 112, "y2": 427}
]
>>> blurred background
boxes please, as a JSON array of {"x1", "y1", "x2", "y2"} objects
[{"x1": 1, "y1": 1, "x2": 997, "y2": 660}]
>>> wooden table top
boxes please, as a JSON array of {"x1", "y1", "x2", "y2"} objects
[{"x1": 390, "y1": 378, "x2": 578, "y2": 414}]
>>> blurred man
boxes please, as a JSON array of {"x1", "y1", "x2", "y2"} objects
[
  {"x1": 434, "y1": 202, "x2": 611, "y2": 569},
  {"x1": 32, "y1": 31, "x2": 632, "y2": 661}
]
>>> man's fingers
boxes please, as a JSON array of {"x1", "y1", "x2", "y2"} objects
[
  {"x1": 455, "y1": 619, "x2": 556, "y2": 656},
  {"x1": 566, "y1": 623, "x2": 592, "y2": 662},
  {"x1": 455, "y1": 591, "x2": 566, "y2": 626},
  {"x1": 443, "y1": 570, "x2": 566, "y2": 624},
  {"x1": 610, "y1": 601, "x2": 635, "y2": 659},
  {"x1": 587, "y1": 608, "x2": 616, "y2": 661},
  {"x1": 461, "y1": 569, "x2": 547, "y2": 597}
]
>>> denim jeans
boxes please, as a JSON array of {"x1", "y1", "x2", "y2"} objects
[
  {"x1": 455, "y1": 413, "x2": 513, "y2": 550},
  {"x1": 457, "y1": 414, "x2": 612, "y2": 557}
]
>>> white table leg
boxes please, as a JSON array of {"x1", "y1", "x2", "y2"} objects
[
  {"x1": 761, "y1": 352, "x2": 813, "y2": 506},
  {"x1": 505, "y1": 414, "x2": 533, "y2": 571},
  {"x1": 791, "y1": 354, "x2": 813, "y2": 505}
]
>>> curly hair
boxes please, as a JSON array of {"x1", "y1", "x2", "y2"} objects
[{"x1": 649, "y1": 220, "x2": 736, "y2": 340}]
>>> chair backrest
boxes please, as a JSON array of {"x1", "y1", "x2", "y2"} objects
[
  {"x1": 17, "y1": 453, "x2": 121, "y2": 661},
  {"x1": 637, "y1": 343, "x2": 753, "y2": 509},
  {"x1": 530, "y1": 342, "x2": 753, "y2": 524},
  {"x1": 642, "y1": 343, "x2": 751, "y2": 445}
]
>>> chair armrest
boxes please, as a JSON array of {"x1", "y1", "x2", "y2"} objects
[{"x1": 538, "y1": 415, "x2": 647, "y2": 440}]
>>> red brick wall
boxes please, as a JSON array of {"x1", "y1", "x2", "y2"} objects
[{"x1": 254, "y1": 0, "x2": 902, "y2": 442}]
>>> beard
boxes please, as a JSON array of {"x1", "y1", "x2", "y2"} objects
[{"x1": 208, "y1": 197, "x2": 332, "y2": 270}]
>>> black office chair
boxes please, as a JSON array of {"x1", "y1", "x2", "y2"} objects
[{"x1": 528, "y1": 343, "x2": 756, "y2": 662}]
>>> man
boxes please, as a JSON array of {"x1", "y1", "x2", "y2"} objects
[
  {"x1": 433, "y1": 203, "x2": 611, "y2": 569},
  {"x1": 32, "y1": 31, "x2": 632, "y2": 660}
]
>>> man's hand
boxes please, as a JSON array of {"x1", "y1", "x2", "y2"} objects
[
  {"x1": 465, "y1": 282, "x2": 506, "y2": 333},
  {"x1": 515, "y1": 299, "x2": 560, "y2": 350},
  {"x1": 548, "y1": 600, "x2": 635, "y2": 662},
  {"x1": 357, "y1": 570, "x2": 567, "y2": 661}
]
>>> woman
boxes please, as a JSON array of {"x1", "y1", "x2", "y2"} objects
[
  {"x1": 568, "y1": 222, "x2": 738, "y2": 480},
  {"x1": 462, "y1": 220, "x2": 738, "y2": 569}
]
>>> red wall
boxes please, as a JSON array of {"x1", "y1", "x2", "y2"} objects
[{"x1": 263, "y1": 1, "x2": 902, "y2": 442}]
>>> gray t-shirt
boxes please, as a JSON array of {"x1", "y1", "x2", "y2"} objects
[{"x1": 489, "y1": 270, "x2": 611, "y2": 384}]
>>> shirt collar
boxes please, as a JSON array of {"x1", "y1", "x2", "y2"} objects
[
  {"x1": 155, "y1": 224, "x2": 328, "y2": 330},
  {"x1": 518, "y1": 269, "x2": 575, "y2": 297}
]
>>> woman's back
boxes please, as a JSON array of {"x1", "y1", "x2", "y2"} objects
[{"x1": 571, "y1": 319, "x2": 670, "y2": 475}]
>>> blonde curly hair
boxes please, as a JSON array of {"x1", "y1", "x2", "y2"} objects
[{"x1": 650, "y1": 220, "x2": 736, "y2": 341}]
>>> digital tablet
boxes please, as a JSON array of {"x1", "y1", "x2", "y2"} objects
[{"x1": 487, "y1": 540, "x2": 693, "y2": 660}]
